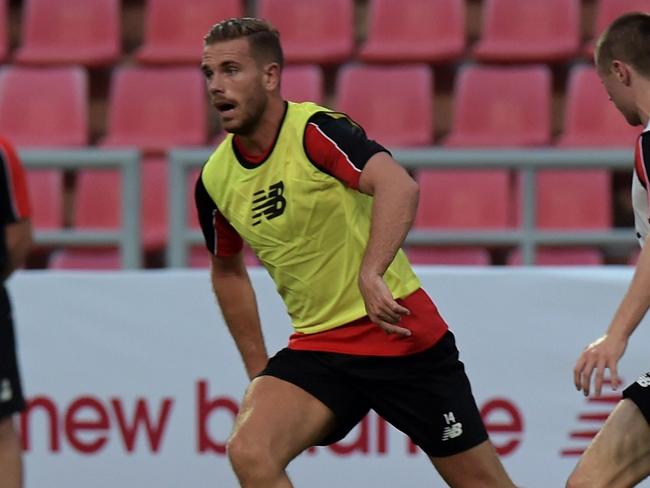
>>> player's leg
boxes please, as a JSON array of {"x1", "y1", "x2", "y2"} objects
[
  {"x1": 227, "y1": 348, "x2": 369, "y2": 488},
  {"x1": 0, "y1": 312, "x2": 24, "y2": 488},
  {"x1": 357, "y1": 331, "x2": 517, "y2": 488},
  {"x1": 566, "y1": 399, "x2": 650, "y2": 488},
  {"x1": 227, "y1": 375, "x2": 336, "y2": 488},
  {"x1": 0, "y1": 415, "x2": 22, "y2": 488}
]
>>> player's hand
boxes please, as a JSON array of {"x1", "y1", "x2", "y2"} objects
[
  {"x1": 573, "y1": 333, "x2": 628, "y2": 397},
  {"x1": 358, "y1": 272, "x2": 411, "y2": 336}
]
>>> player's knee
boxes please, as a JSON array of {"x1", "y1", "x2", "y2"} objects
[
  {"x1": 226, "y1": 431, "x2": 258, "y2": 470},
  {"x1": 227, "y1": 432, "x2": 282, "y2": 481}
]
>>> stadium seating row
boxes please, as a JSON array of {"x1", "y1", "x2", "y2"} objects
[
  {"x1": 4, "y1": 0, "x2": 645, "y2": 268},
  {"x1": 2, "y1": 0, "x2": 650, "y2": 66},
  {"x1": 3, "y1": 58, "x2": 634, "y2": 268},
  {"x1": 0, "y1": 63, "x2": 639, "y2": 150}
]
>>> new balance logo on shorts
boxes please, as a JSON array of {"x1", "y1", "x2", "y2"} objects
[
  {"x1": 0, "y1": 378, "x2": 13, "y2": 402},
  {"x1": 252, "y1": 181, "x2": 286, "y2": 226},
  {"x1": 636, "y1": 372, "x2": 650, "y2": 388},
  {"x1": 442, "y1": 411, "x2": 463, "y2": 441}
]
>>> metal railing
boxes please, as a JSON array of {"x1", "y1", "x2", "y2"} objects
[
  {"x1": 167, "y1": 147, "x2": 638, "y2": 267},
  {"x1": 20, "y1": 148, "x2": 142, "y2": 269}
]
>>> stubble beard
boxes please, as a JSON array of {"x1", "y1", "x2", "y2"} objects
[{"x1": 227, "y1": 93, "x2": 268, "y2": 136}]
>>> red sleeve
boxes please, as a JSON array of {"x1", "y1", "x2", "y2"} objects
[
  {"x1": 194, "y1": 172, "x2": 243, "y2": 257},
  {"x1": 213, "y1": 208, "x2": 244, "y2": 257},
  {"x1": 0, "y1": 137, "x2": 31, "y2": 223},
  {"x1": 304, "y1": 112, "x2": 390, "y2": 190}
]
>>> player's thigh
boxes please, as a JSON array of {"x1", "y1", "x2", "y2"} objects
[
  {"x1": 362, "y1": 332, "x2": 488, "y2": 457},
  {"x1": 357, "y1": 332, "x2": 513, "y2": 486},
  {"x1": 229, "y1": 375, "x2": 337, "y2": 465},
  {"x1": 570, "y1": 399, "x2": 650, "y2": 488}
]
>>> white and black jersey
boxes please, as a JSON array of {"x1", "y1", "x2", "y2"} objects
[{"x1": 632, "y1": 120, "x2": 650, "y2": 246}]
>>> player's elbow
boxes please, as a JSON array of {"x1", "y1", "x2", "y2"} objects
[{"x1": 407, "y1": 176, "x2": 419, "y2": 199}]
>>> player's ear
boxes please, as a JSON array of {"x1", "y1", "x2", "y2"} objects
[
  {"x1": 611, "y1": 60, "x2": 631, "y2": 86},
  {"x1": 262, "y1": 63, "x2": 281, "y2": 92}
]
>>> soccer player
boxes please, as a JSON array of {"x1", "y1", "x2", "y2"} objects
[
  {"x1": 195, "y1": 18, "x2": 516, "y2": 488},
  {"x1": 0, "y1": 137, "x2": 32, "y2": 488},
  {"x1": 569, "y1": 12, "x2": 650, "y2": 488}
]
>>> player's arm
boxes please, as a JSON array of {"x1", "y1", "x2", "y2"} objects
[
  {"x1": 210, "y1": 252, "x2": 268, "y2": 380},
  {"x1": 574, "y1": 238, "x2": 650, "y2": 397},
  {"x1": 304, "y1": 113, "x2": 417, "y2": 335},
  {"x1": 575, "y1": 132, "x2": 650, "y2": 396},
  {"x1": 0, "y1": 139, "x2": 32, "y2": 281},
  {"x1": 2, "y1": 220, "x2": 33, "y2": 281},
  {"x1": 357, "y1": 153, "x2": 418, "y2": 336},
  {"x1": 195, "y1": 173, "x2": 267, "y2": 379}
]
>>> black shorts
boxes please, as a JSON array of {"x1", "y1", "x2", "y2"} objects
[
  {"x1": 0, "y1": 288, "x2": 25, "y2": 419},
  {"x1": 258, "y1": 330, "x2": 488, "y2": 457},
  {"x1": 623, "y1": 372, "x2": 650, "y2": 426}
]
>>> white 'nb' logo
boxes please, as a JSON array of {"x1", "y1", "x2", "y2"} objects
[
  {"x1": 442, "y1": 423, "x2": 463, "y2": 441},
  {"x1": 0, "y1": 379, "x2": 13, "y2": 402}
]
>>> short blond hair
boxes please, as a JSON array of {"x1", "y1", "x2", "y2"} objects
[{"x1": 595, "y1": 12, "x2": 650, "y2": 77}]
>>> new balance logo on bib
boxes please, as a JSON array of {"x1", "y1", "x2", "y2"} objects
[{"x1": 252, "y1": 181, "x2": 286, "y2": 226}]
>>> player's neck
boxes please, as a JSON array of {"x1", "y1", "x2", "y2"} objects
[
  {"x1": 634, "y1": 79, "x2": 650, "y2": 128},
  {"x1": 236, "y1": 98, "x2": 286, "y2": 157}
]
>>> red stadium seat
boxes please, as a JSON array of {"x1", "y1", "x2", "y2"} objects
[
  {"x1": 73, "y1": 158, "x2": 168, "y2": 253},
  {"x1": 101, "y1": 67, "x2": 207, "y2": 155},
  {"x1": 507, "y1": 248, "x2": 604, "y2": 266},
  {"x1": 359, "y1": 0, "x2": 465, "y2": 63},
  {"x1": 257, "y1": 0, "x2": 354, "y2": 64},
  {"x1": 15, "y1": 0, "x2": 120, "y2": 66},
  {"x1": 336, "y1": 64, "x2": 433, "y2": 147},
  {"x1": 0, "y1": 0, "x2": 7, "y2": 61},
  {"x1": 405, "y1": 247, "x2": 491, "y2": 266},
  {"x1": 49, "y1": 249, "x2": 122, "y2": 270},
  {"x1": 558, "y1": 65, "x2": 641, "y2": 147},
  {"x1": 586, "y1": 0, "x2": 650, "y2": 56},
  {"x1": 25, "y1": 171, "x2": 63, "y2": 230},
  {"x1": 281, "y1": 65, "x2": 324, "y2": 104},
  {"x1": 136, "y1": 0, "x2": 243, "y2": 64},
  {"x1": 73, "y1": 170, "x2": 121, "y2": 232},
  {"x1": 414, "y1": 170, "x2": 511, "y2": 229},
  {"x1": 141, "y1": 159, "x2": 168, "y2": 252},
  {"x1": 514, "y1": 170, "x2": 612, "y2": 229},
  {"x1": 0, "y1": 66, "x2": 88, "y2": 146},
  {"x1": 473, "y1": 0, "x2": 580, "y2": 63},
  {"x1": 445, "y1": 65, "x2": 551, "y2": 147}
]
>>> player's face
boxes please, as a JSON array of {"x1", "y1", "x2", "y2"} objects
[
  {"x1": 600, "y1": 68, "x2": 642, "y2": 127},
  {"x1": 201, "y1": 39, "x2": 270, "y2": 135}
]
